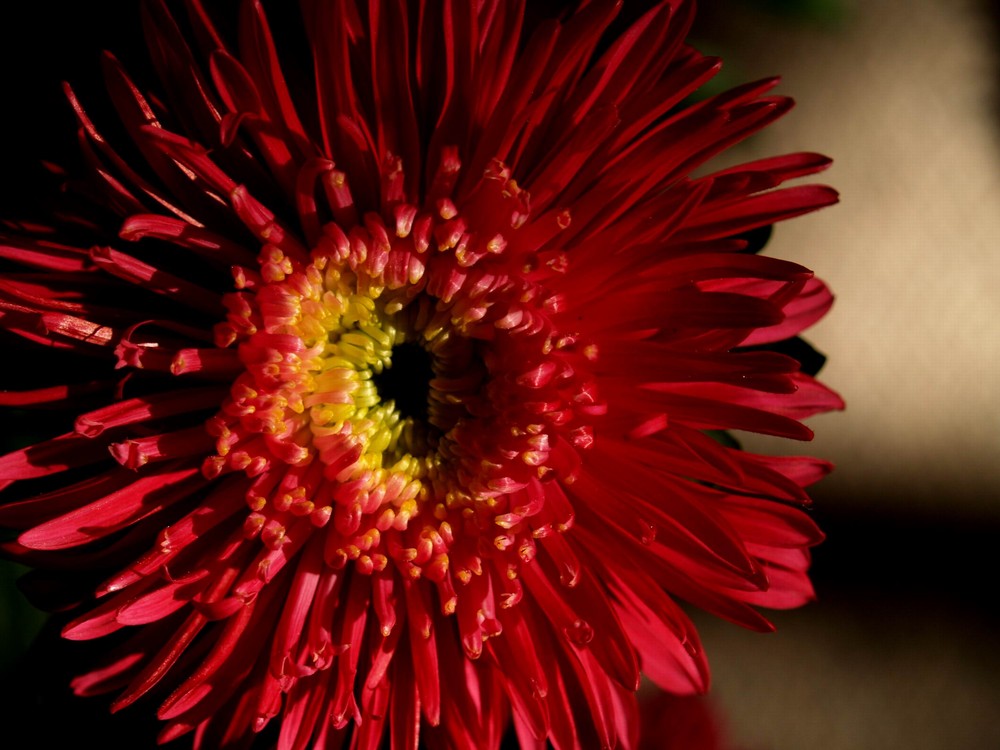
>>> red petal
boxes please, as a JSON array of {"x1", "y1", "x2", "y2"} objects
[
  {"x1": 19, "y1": 466, "x2": 205, "y2": 550},
  {"x1": 0, "y1": 432, "x2": 109, "y2": 482}
]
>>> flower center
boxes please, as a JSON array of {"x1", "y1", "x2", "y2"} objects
[
  {"x1": 203, "y1": 161, "x2": 600, "y2": 593},
  {"x1": 373, "y1": 341, "x2": 434, "y2": 425}
]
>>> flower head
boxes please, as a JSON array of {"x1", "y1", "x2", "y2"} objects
[{"x1": 0, "y1": 1, "x2": 841, "y2": 747}]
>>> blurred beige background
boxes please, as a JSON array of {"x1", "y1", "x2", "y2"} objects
[
  {"x1": 691, "y1": 1, "x2": 1000, "y2": 748},
  {"x1": 702, "y1": 0, "x2": 1000, "y2": 519}
]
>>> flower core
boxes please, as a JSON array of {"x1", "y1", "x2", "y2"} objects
[{"x1": 205, "y1": 161, "x2": 595, "y2": 617}]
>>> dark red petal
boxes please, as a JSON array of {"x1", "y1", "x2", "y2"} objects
[
  {"x1": 19, "y1": 466, "x2": 205, "y2": 550},
  {"x1": 0, "y1": 431, "x2": 109, "y2": 482}
]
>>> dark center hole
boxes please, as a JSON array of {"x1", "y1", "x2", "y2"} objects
[{"x1": 372, "y1": 341, "x2": 434, "y2": 423}]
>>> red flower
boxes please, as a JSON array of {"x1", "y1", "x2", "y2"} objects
[{"x1": 0, "y1": 1, "x2": 841, "y2": 747}]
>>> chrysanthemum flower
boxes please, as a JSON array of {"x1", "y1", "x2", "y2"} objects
[{"x1": 0, "y1": 0, "x2": 841, "y2": 747}]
